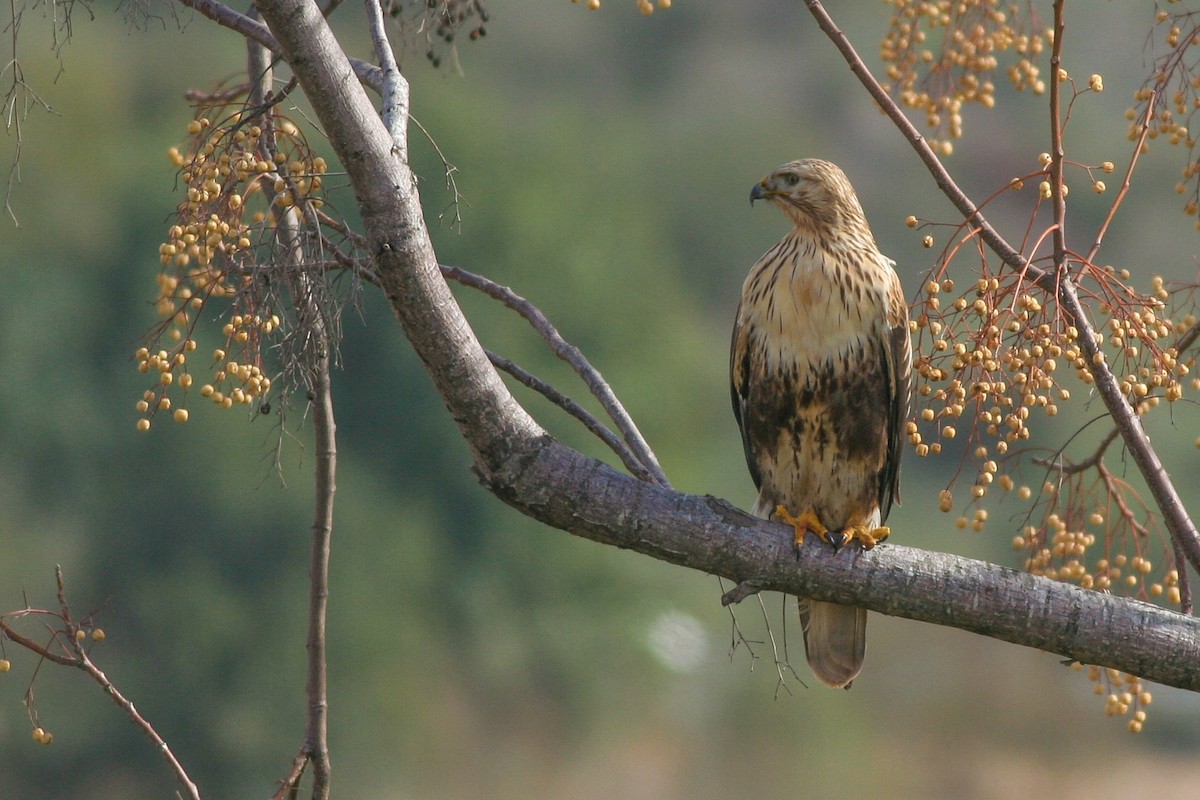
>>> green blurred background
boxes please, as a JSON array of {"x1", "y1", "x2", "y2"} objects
[{"x1": 2, "y1": 2, "x2": 1200, "y2": 797}]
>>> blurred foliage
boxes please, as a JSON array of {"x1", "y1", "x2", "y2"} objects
[{"x1": 2, "y1": 2, "x2": 1200, "y2": 799}]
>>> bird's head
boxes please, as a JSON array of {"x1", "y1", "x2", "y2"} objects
[{"x1": 750, "y1": 159, "x2": 869, "y2": 237}]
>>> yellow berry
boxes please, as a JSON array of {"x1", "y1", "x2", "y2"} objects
[
  {"x1": 137, "y1": 419, "x2": 151, "y2": 432},
  {"x1": 173, "y1": 409, "x2": 189, "y2": 423},
  {"x1": 74, "y1": 629, "x2": 86, "y2": 641},
  {"x1": 0, "y1": 659, "x2": 10, "y2": 672},
  {"x1": 92, "y1": 629, "x2": 106, "y2": 641}
]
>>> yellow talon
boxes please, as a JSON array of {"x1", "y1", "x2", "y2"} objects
[
  {"x1": 775, "y1": 505, "x2": 830, "y2": 555},
  {"x1": 842, "y1": 524, "x2": 890, "y2": 550}
]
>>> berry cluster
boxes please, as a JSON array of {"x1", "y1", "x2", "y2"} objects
[
  {"x1": 138, "y1": 109, "x2": 328, "y2": 431},
  {"x1": 389, "y1": 1, "x2": 490, "y2": 68},
  {"x1": 1076, "y1": 663, "x2": 1153, "y2": 733},
  {"x1": 1135, "y1": 8, "x2": 1200, "y2": 225},
  {"x1": 880, "y1": 0, "x2": 1050, "y2": 154},
  {"x1": 906, "y1": 158, "x2": 1199, "y2": 637}
]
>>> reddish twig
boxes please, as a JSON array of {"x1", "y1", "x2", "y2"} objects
[
  {"x1": 1086, "y1": 93, "x2": 1155, "y2": 265},
  {"x1": 1, "y1": 568, "x2": 203, "y2": 800},
  {"x1": 250, "y1": 35, "x2": 334, "y2": 798}
]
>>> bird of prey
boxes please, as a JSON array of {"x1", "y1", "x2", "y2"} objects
[{"x1": 730, "y1": 158, "x2": 912, "y2": 689}]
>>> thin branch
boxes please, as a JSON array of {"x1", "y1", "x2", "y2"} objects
[
  {"x1": 0, "y1": 568, "x2": 204, "y2": 800},
  {"x1": 363, "y1": 0, "x2": 407, "y2": 160},
  {"x1": 69, "y1": 634, "x2": 201, "y2": 800},
  {"x1": 252, "y1": 37, "x2": 334, "y2": 799},
  {"x1": 441, "y1": 264, "x2": 670, "y2": 487},
  {"x1": 1096, "y1": 461, "x2": 1151, "y2": 539},
  {"x1": 1085, "y1": 92, "x2": 1155, "y2": 265},
  {"x1": 300, "y1": 286, "x2": 335, "y2": 800},
  {"x1": 1032, "y1": 426, "x2": 1120, "y2": 476},
  {"x1": 1048, "y1": 0, "x2": 1068, "y2": 269},
  {"x1": 486, "y1": 350, "x2": 659, "y2": 483},
  {"x1": 176, "y1": 0, "x2": 383, "y2": 91},
  {"x1": 0, "y1": 617, "x2": 76, "y2": 666},
  {"x1": 271, "y1": 749, "x2": 310, "y2": 800}
]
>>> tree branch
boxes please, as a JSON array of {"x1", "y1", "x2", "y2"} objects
[
  {"x1": 248, "y1": 0, "x2": 1200, "y2": 694},
  {"x1": 250, "y1": 35, "x2": 334, "y2": 798},
  {"x1": 1, "y1": 568, "x2": 203, "y2": 800},
  {"x1": 484, "y1": 349, "x2": 661, "y2": 484},
  {"x1": 441, "y1": 263, "x2": 669, "y2": 487},
  {"x1": 176, "y1": 0, "x2": 383, "y2": 90}
]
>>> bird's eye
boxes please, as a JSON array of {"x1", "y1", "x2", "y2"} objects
[{"x1": 781, "y1": 173, "x2": 801, "y2": 187}]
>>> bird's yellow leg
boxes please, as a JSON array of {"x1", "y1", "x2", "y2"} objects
[
  {"x1": 774, "y1": 505, "x2": 830, "y2": 556},
  {"x1": 840, "y1": 509, "x2": 891, "y2": 551}
]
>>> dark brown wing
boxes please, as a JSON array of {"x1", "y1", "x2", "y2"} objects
[
  {"x1": 878, "y1": 267, "x2": 912, "y2": 522},
  {"x1": 729, "y1": 309, "x2": 762, "y2": 491}
]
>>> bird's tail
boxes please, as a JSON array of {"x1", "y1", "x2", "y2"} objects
[{"x1": 797, "y1": 598, "x2": 866, "y2": 689}]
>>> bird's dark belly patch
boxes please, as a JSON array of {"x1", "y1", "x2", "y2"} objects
[{"x1": 746, "y1": 347, "x2": 887, "y2": 469}]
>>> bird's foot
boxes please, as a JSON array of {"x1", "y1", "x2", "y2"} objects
[
  {"x1": 833, "y1": 524, "x2": 890, "y2": 552},
  {"x1": 774, "y1": 505, "x2": 829, "y2": 558}
]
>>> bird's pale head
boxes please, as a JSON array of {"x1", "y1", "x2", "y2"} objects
[{"x1": 750, "y1": 158, "x2": 870, "y2": 238}]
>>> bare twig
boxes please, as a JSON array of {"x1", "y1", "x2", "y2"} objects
[
  {"x1": 441, "y1": 264, "x2": 670, "y2": 487},
  {"x1": 251, "y1": 37, "x2": 335, "y2": 799},
  {"x1": 0, "y1": 568, "x2": 203, "y2": 800},
  {"x1": 1032, "y1": 427, "x2": 1121, "y2": 476},
  {"x1": 299, "y1": 280, "x2": 335, "y2": 800},
  {"x1": 486, "y1": 350, "x2": 659, "y2": 483},
  {"x1": 67, "y1": 633, "x2": 202, "y2": 798},
  {"x1": 0, "y1": 616, "x2": 76, "y2": 667},
  {"x1": 175, "y1": 0, "x2": 383, "y2": 90},
  {"x1": 364, "y1": 0, "x2": 407, "y2": 160},
  {"x1": 1086, "y1": 92, "x2": 1155, "y2": 265},
  {"x1": 1048, "y1": 0, "x2": 1068, "y2": 269}
]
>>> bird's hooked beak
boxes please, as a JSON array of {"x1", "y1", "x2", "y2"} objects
[{"x1": 749, "y1": 182, "x2": 770, "y2": 206}]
